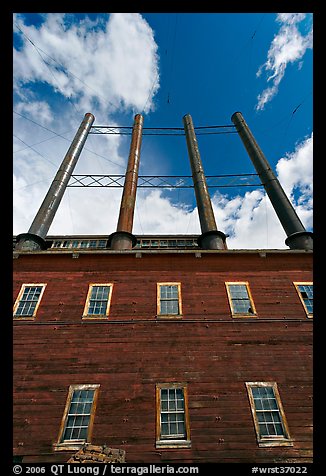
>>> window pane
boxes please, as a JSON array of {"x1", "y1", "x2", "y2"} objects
[
  {"x1": 160, "y1": 285, "x2": 178, "y2": 299},
  {"x1": 254, "y1": 398, "x2": 263, "y2": 410},
  {"x1": 160, "y1": 300, "x2": 179, "y2": 315},
  {"x1": 232, "y1": 299, "x2": 251, "y2": 313},
  {"x1": 178, "y1": 421, "x2": 185, "y2": 435},
  {"x1": 161, "y1": 389, "x2": 168, "y2": 400},
  {"x1": 161, "y1": 423, "x2": 169, "y2": 435},
  {"x1": 69, "y1": 403, "x2": 78, "y2": 414},
  {"x1": 170, "y1": 422, "x2": 177, "y2": 434},
  {"x1": 265, "y1": 387, "x2": 275, "y2": 398},
  {"x1": 63, "y1": 427, "x2": 73, "y2": 440},
  {"x1": 272, "y1": 412, "x2": 281, "y2": 423},
  {"x1": 269, "y1": 398, "x2": 278, "y2": 410},
  {"x1": 176, "y1": 399, "x2": 184, "y2": 410},
  {"x1": 263, "y1": 411, "x2": 273, "y2": 422},
  {"x1": 169, "y1": 400, "x2": 176, "y2": 411},
  {"x1": 259, "y1": 423, "x2": 268, "y2": 436},
  {"x1": 262, "y1": 399, "x2": 272, "y2": 410},
  {"x1": 229, "y1": 284, "x2": 248, "y2": 298},
  {"x1": 79, "y1": 427, "x2": 88, "y2": 440},
  {"x1": 251, "y1": 387, "x2": 260, "y2": 398},
  {"x1": 275, "y1": 423, "x2": 284, "y2": 436},
  {"x1": 71, "y1": 428, "x2": 79, "y2": 439},
  {"x1": 161, "y1": 413, "x2": 168, "y2": 423},
  {"x1": 267, "y1": 424, "x2": 276, "y2": 435}
]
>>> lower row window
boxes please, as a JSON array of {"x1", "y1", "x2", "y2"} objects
[
  {"x1": 57, "y1": 384, "x2": 100, "y2": 446},
  {"x1": 156, "y1": 383, "x2": 191, "y2": 448},
  {"x1": 246, "y1": 382, "x2": 292, "y2": 447},
  {"x1": 55, "y1": 382, "x2": 292, "y2": 449}
]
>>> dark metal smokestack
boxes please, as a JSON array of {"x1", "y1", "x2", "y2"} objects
[
  {"x1": 15, "y1": 113, "x2": 95, "y2": 251},
  {"x1": 108, "y1": 114, "x2": 144, "y2": 250},
  {"x1": 231, "y1": 111, "x2": 313, "y2": 250},
  {"x1": 183, "y1": 114, "x2": 227, "y2": 250}
]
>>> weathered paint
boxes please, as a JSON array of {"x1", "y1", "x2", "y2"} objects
[{"x1": 13, "y1": 251, "x2": 312, "y2": 463}]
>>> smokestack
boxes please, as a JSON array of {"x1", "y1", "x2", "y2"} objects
[
  {"x1": 231, "y1": 111, "x2": 313, "y2": 250},
  {"x1": 15, "y1": 113, "x2": 95, "y2": 251},
  {"x1": 108, "y1": 114, "x2": 144, "y2": 250},
  {"x1": 183, "y1": 114, "x2": 227, "y2": 250}
]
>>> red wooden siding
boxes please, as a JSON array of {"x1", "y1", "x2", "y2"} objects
[{"x1": 13, "y1": 251, "x2": 313, "y2": 463}]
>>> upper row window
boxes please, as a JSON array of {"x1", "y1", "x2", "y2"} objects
[
  {"x1": 293, "y1": 282, "x2": 313, "y2": 318},
  {"x1": 225, "y1": 282, "x2": 257, "y2": 317},
  {"x1": 157, "y1": 283, "x2": 182, "y2": 318},
  {"x1": 13, "y1": 284, "x2": 47, "y2": 319},
  {"x1": 13, "y1": 282, "x2": 313, "y2": 320},
  {"x1": 82, "y1": 284, "x2": 113, "y2": 319}
]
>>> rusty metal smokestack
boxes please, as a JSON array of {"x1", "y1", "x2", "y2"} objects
[
  {"x1": 183, "y1": 114, "x2": 227, "y2": 250},
  {"x1": 108, "y1": 114, "x2": 143, "y2": 250},
  {"x1": 15, "y1": 113, "x2": 95, "y2": 251},
  {"x1": 231, "y1": 111, "x2": 313, "y2": 250}
]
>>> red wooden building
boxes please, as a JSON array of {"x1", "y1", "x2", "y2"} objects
[
  {"x1": 13, "y1": 236, "x2": 313, "y2": 464},
  {"x1": 13, "y1": 112, "x2": 313, "y2": 464}
]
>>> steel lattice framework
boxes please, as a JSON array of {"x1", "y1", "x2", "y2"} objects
[{"x1": 67, "y1": 173, "x2": 262, "y2": 189}]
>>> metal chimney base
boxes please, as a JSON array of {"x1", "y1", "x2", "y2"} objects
[
  {"x1": 197, "y1": 230, "x2": 227, "y2": 250},
  {"x1": 15, "y1": 233, "x2": 47, "y2": 251},
  {"x1": 107, "y1": 231, "x2": 137, "y2": 250},
  {"x1": 285, "y1": 231, "x2": 313, "y2": 251}
]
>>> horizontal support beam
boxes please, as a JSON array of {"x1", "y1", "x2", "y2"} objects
[{"x1": 67, "y1": 174, "x2": 262, "y2": 189}]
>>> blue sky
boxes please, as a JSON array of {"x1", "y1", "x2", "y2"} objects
[{"x1": 13, "y1": 13, "x2": 313, "y2": 248}]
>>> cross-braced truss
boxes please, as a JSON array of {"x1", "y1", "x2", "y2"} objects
[{"x1": 67, "y1": 174, "x2": 262, "y2": 189}]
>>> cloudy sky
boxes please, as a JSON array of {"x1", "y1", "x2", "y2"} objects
[{"x1": 13, "y1": 13, "x2": 313, "y2": 249}]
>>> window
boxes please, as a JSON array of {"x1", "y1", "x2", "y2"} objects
[
  {"x1": 83, "y1": 284, "x2": 113, "y2": 319},
  {"x1": 157, "y1": 283, "x2": 182, "y2": 317},
  {"x1": 225, "y1": 282, "x2": 257, "y2": 317},
  {"x1": 13, "y1": 284, "x2": 46, "y2": 319},
  {"x1": 294, "y1": 282, "x2": 313, "y2": 317},
  {"x1": 51, "y1": 239, "x2": 107, "y2": 249},
  {"x1": 246, "y1": 382, "x2": 292, "y2": 447},
  {"x1": 156, "y1": 383, "x2": 191, "y2": 448},
  {"x1": 55, "y1": 384, "x2": 99, "y2": 449}
]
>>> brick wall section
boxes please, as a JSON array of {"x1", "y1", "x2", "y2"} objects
[{"x1": 13, "y1": 251, "x2": 313, "y2": 463}]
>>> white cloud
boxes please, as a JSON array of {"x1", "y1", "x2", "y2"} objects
[
  {"x1": 256, "y1": 13, "x2": 312, "y2": 111},
  {"x1": 15, "y1": 101, "x2": 53, "y2": 125},
  {"x1": 13, "y1": 13, "x2": 160, "y2": 115}
]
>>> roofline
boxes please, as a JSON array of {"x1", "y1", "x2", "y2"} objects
[{"x1": 13, "y1": 248, "x2": 312, "y2": 257}]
